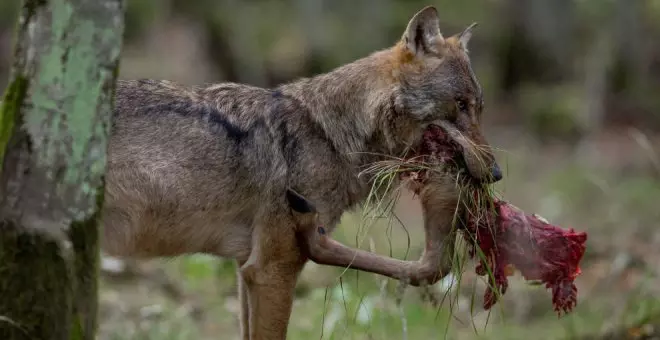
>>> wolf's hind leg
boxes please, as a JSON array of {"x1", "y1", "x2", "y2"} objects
[
  {"x1": 236, "y1": 260, "x2": 251, "y2": 340},
  {"x1": 240, "y1": 222, "x2": 306, "y2": 340}
]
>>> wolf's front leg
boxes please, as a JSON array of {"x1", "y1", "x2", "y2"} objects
[
  {"x1": 298, "y1": 172, "x2": 460, "y2": 286},
  {"x1": 239, "y1": 219, "x2": 307, "y2": 340}
]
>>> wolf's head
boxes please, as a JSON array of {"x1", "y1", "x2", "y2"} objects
[{"x1": 377, "y1": 6, "x2": 501, "y2": 183}]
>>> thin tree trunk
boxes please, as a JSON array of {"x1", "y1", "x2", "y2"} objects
[{"x1": 0, "y1": 0, "x2": 124, "y2": 339}]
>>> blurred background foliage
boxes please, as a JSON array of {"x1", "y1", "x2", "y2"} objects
[{"x1": 1, "y1": 0, "x2": 660, "y2": 339}]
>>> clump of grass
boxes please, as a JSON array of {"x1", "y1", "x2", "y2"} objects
[{"x1": 353, "y1": 144, "x2": 508, "y2": 335}]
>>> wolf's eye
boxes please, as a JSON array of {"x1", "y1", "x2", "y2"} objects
[{"x1": 456, "y1": 99, "x2": 468, "y2": 112}]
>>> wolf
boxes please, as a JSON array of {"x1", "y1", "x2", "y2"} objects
[{"x1": 101, "y1": 5, "x2": 502, "y2": 339}]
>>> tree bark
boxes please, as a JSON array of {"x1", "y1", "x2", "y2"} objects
[{"x1": 0, "y1": 0, "x2": 124, "y2": 339}]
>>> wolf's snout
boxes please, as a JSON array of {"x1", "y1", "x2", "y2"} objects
[
  {"x1": 460, "y1": 146, "x2": 501, "y2": 184},
  {"x1": 488, "y1": 162, "x2": 503, "y2": 183},
  {"x1": 463, "y1": 155, "x2": 500, "y2": 184}
]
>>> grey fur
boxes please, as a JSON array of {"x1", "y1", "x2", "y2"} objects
[{"x1": 101, "y1": 14, "x2": 499, "y2": 260}]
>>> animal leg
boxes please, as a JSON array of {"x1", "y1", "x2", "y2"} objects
[
  {"x1": 299, "y1": 174, "x2": 460, "y2": 286},
  {"x1": 240, "y1": 226, "x2": 306, "y2": 340},
  {"x1": 236, "y1": 261, "x2": 251, "y2": 340}
]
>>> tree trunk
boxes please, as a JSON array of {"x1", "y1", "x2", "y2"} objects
[{"x1": 0, "y1": 0, "x2": 124, "y2": 339}]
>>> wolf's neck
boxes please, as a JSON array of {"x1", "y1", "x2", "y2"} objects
[{"x1": 281, "y1": 51, "x2": 394, "y2": 165}]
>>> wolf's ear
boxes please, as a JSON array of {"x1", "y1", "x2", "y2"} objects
[
  {"x1": 402, "y1": 6, "x2": 443, "y2": 56},
  {"x1": 286, "y1": 188, "x2": 317, "y2": 214},
  {"x1": 455, "y1": 22, "x2": 478, "y2": 51}
]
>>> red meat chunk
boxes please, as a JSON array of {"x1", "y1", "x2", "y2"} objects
[
  {"x1": 463, "y1": 197, "x2": 587, "y2": 316},
  {"x1": 405, "y1": 125, "x2": 588, "y2": 316}
]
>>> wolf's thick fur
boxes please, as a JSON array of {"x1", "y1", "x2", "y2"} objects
[{"x1": 102, "y1": 6, "x2": 500, "y2": 339}]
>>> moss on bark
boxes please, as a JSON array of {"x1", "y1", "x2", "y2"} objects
[
  {"x1": 0, "y1": 76, "x2": 27, "y2": 168},
  {"x1": 0, "y1": 220, "x2": 73, "y2": 340},
  {"x1": 68, "y1": 183, "x2": 104, "y2": 339}
]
